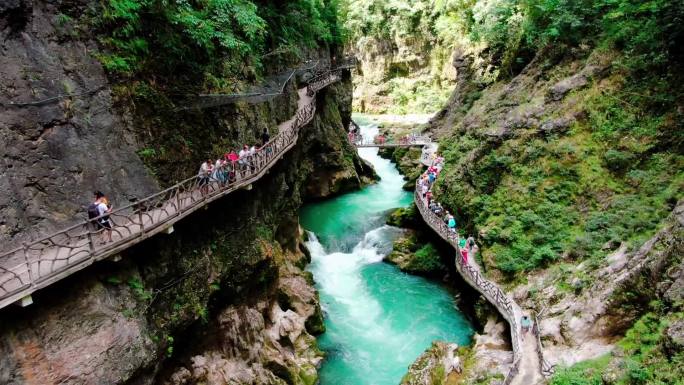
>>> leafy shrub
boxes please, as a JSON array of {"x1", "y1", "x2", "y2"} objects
[
  {"x1": 431, "y1": 0, "x2": 684, "y2": 78},
  {"x1": 92, "y1": 0, "x2": 345, "y2": 79},
  {"x1": 550, "y1": 355, "x2": 610, "y2": 385},
  {"x1": 603, "y1": 149, "x2": 636, "y2": 172},
  {"x1": 406, "y1": 243, "x2": 445, "y2": 273}
]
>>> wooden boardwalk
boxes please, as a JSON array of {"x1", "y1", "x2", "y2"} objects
[
  {"x1": 354, "y1": 133, "x2": 551, "y2": 383},
  {"x1": 0, "y1": 69, "x2": 344, "y2": 310},
  {"x1": 413, "y1": 153, "x2": 550, "y2": 384}
]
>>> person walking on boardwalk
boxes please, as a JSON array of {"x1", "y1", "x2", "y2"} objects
[
  {"x1": 88, "y1": 191, "x2": 112, "y2": 244},
  {"x1": 198, "y1": 158, "x2": 213, "y2": 196},
  {"x1": 447, "y1": 214, "x2": 456, "y2": 234},
  {"x1": 459, "y1": 238, "x2": 469, "y2": 264},
  {"x1": 521, "y1": 315, "x2": 532, "y2": 336},
  {"x1": 238, "y1": 145, "x2": 250, "y2": 170},
  {"x1": 262, "y1": 129, "x2": 273, "y2": 155},
  {"x1": 214, "y1": 157, "x2": 227, "y2": 185},
  {"x1": 261, "y1": 129, "x2": 270, "y2": 146}
]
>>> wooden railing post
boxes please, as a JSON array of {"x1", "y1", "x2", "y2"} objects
[
  {"x1": 86, "y1": 230, "x2": 95, "y2": 256},
  {"x1": 22, "y1": 243, "x2": 33, "y2": 287},
  {"x1": 138, "y1": 209, "x2": 145, "y2": 236}
]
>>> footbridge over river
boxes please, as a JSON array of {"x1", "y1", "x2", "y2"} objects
[
  {"x1": 0, "y1": 65, "x2": 350, "y2": 311},
  {"x1": 352, "y1": 132, "x2": 554, "y2": 384}
]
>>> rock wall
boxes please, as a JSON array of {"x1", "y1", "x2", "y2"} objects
[
  {"x1": 0, "y1": 0, "x2": 159, "y2": 246},
  {"x1": 418, "y1": 31, "x2": 683, "y2": 381},
  {"x1": 0, "y1": 77, "x2": 365, "y2": 384},
  {"x1": 0, "y1": 1, "x2": 372, "y2": 383},
  {"x1": 518, "y1": 200, "x2": 684, "y2": 368},
  {"x1": 351, "y1": 36, "x2": 456, "y2": 113}
]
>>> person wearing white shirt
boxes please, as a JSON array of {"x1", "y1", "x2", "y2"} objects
[
  {"x1": 197, "y1": 159, "x2": 213, "y2": 196},
  {"x1": 238, "y1": 144, "x2": 249, "y2": 170}
]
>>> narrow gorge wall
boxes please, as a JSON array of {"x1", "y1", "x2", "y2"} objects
[
  {"x1": 0, "y1": 76, "x2": 365, "y2": 385},
  {"x1": 343, "y1": 0, "x2": 459, "y2": 114},
  {"x1": 419, "y1": 24, "x2": 683, "y2": 384},
  {"x1": 0, "y1": 1, "x2": 369, "y2": 384}
]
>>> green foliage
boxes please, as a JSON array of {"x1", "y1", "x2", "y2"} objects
[
  {"x1": 261, "y1": 0, "x2": 345, "y2": 49},
  {"x1": 138, "y1": 147, "x2": 157, "y2": 159},
  {"x1": 550, "y1": 355, "x2": 611, "y2": 385},
  {"x1": 386, "y1": 205, "x2": 418, "y2": 228},
  {"x1": 165, "y1": 335, "x2": 174, "y2": 357},
  {"x1": 436, "y1": 86, "x2": 683, "y2": 274},
  {"x1": 255, "y1": 224, "x2": 273, "y2": 240},
  {"x1": 342, "y1": 0, "x2": 464, "y2": 112},
  {"x1": 128, "y1": 277, "x2": 153, "y2": 301},
  {"x1": 407, "y1": 243, "x2": 445, "y2": 273},
  {"x1": 92, "y1": 0, "x2": 345, "y2": 79},
  {"x1": 430, "y1": 0, "x2": 684, "y2": 77}
]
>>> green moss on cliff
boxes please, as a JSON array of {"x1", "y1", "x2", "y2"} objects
[
  {"x1": 433, "y1": 60, "x2": 683, "y2": 275},
  {"x1": 91, "y1": 0, "x2": 345, "y2": 82},
  {"x1": 386, "y1": 205, "x2": 419, "y2": 228},
  {"x1": 386, "y1": 232, "x2": 447, "y2": 276}
]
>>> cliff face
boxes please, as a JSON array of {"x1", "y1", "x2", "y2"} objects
[
  {"x1": 0, "y1": 0, "x2": 159, "y2": 245},
  {"x1": 352, "y1": 35, "x2": 456, "y2": 114},
  {"x1": 0, "y1": 1, "x2": 367, "y2": 384},
  {"x1": 0, "y1": 78, "x2": 361, "y2": 384},
  {"x1": 415, "y1": 36, "x2": 683, "y2": 384}
]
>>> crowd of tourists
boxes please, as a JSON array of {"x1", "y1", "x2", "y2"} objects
[
  {"x1": 419, "y1": 153, "x2": 535, "y2": 339},
  {"x1": 196, "y1": 129, "x2": 272, "y2": 196},
  {"x1": 87, "y1": 129, "x2": 274, "y2": 241},
  {"x1": 419, "y1": 154, "x2": 478, "y2": 265}
]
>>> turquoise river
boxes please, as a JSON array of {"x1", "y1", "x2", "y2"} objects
[{"x1": 299, "y1": 116, "x2": 474, "y2": 385}]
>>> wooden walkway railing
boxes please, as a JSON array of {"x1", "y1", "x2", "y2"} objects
[
  {"x1": 413, "y1": 182, "x2": 524, "y2": 383},
  {"x1": 0, "y1": 68, "x2": 347, "y2": 310},
  {"x1": 351, "y1": 125, "x2": 552, "y2": 383},
  {"x1": 353, "y1": 136, "x2": 433, "y2": 148}
]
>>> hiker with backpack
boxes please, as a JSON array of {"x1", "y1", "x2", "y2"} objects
[{"x1": 88, "y1": 191, "x2": 112, "y2": 244}]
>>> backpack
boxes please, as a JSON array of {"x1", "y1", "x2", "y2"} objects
[{"x1": 87, "y1": 203, "x2": 100, "y2": 219}]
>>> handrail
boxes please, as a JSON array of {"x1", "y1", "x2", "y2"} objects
[
  {"x1": 181, "y1": 57, "x2": 354, "y2": 110},
  {"x1": 414, "y1": 176, "x2": 525, "y2": 382},
  {"x1": 0, "y1": 67, "x2": 348, "y2": 310},
  {"x1": 353, "y1": 136, "x2": 432, "y2": 148},
  {"x1": 533, "y1": 311, "x2": 556, "y2": 377}
]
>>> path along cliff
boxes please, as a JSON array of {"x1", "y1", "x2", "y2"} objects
[{"x1": 0, "y1": 53, "x2": 370, "y2": 385}]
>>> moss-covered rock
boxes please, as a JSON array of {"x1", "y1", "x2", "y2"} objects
[
  {"x1": 386, "y1": 204, "x2": 420, "y2": 228},
  {"x1": 400, "y1": 341, "x2": 464, "y2": 385},
  {"x1": 385, "y1": 232, "x2": 447, "y2": 276}
]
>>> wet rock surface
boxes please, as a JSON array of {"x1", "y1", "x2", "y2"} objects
[{"x1": 513, "y1": 200, "x2": 684, "y2": 368}]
